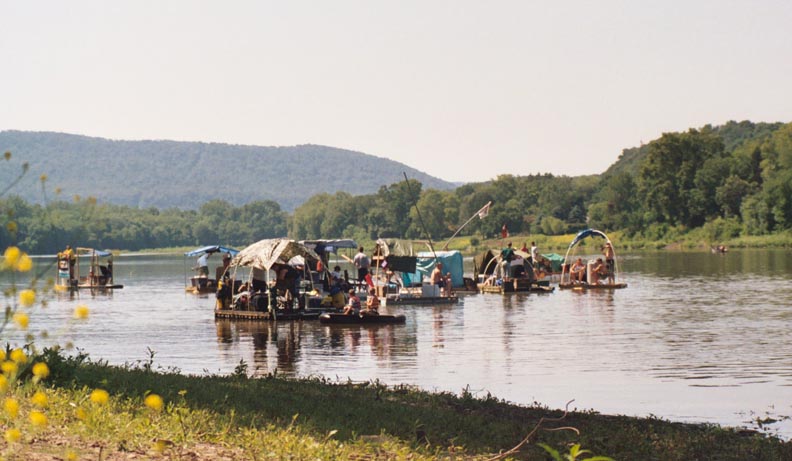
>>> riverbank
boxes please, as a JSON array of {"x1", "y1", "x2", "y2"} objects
[{"x1": 10, "y1": 351, "x2": 788, "y2": 460}]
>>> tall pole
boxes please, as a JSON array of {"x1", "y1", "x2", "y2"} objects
[{"x1": 402, "y1": 172, "x2": 437, "y2": 262}]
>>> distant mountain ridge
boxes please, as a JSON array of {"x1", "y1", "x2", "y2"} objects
[{"x1": 0, "y1": 131, "x2": 456, "y2": 210}]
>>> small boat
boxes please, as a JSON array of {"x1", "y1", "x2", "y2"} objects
[
  {"x1": 319, "y1": 313, "x2": 406, "y2": 324},
  {"x1": 55, "y1": 247, "x2": 123, "y2": 290}
]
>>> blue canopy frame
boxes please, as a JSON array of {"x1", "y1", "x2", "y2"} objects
[{"x1": 184, "y1": 245, "x2": 239, "y2": 257}]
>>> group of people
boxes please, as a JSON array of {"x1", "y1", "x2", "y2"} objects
[
  {"x1": 568, "y1": 241, "x2": 615, "y2": 285},
  {"x1": 342, "y1": 287, "x2": 380, "y2": 316}
]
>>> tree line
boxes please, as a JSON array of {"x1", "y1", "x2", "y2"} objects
[{"x1": 2, "y1": 121, "x2": 791, "y2": 254}]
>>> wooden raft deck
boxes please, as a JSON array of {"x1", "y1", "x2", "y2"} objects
[
  {"x1": 558, "y1": 282, "x2": 628, "y2": 290},
  {"x1": 214, "y1": 309, "x2": 324, "y2": 321}
]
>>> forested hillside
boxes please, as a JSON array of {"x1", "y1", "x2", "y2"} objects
[
  {"x1": 2, "y1": 120, "x2": 791, "y2": 254},
  {"x1": 0, "y1": 131, "x2": 454, "y2": 211}
]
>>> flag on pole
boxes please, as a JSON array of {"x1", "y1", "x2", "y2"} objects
[
  {"x1": 477, "y1": 201, "x2": 491, "y2": 219},
  {"x1": 501, "y1": 223, "x2": 509, "y2": 239}
]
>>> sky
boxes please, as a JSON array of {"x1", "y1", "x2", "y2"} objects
[{"x1": 1, "y1": 1, "x2": 791, "y2": 183}]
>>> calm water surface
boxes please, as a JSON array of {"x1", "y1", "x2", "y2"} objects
[{"x1": 10, "y1": 250, "x2": 792, "y2": 437}]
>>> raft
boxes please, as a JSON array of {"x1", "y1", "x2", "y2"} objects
[
  {"x1": 214, "y1": 308, "x2": 325, "y2": 321},
  {"x1": 479, "y1": 278, "x2": 553, "y2": 294},
  {"x1": 319, "y1": 313, "x2": 406, "y2": 325},
  {"x1": 383, "y1": 295, "x2": 459, "y2": 306}
]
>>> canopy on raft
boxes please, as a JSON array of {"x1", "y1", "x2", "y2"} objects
[
  {"x1": 75, "y1": 247, "x2": 113, "y2": 258},
  {"x1": 184, "y1": 245, "x2": 239, "y2": 257},
  {"x1": 399, "y1": 250, "x2": 464, "y2": 288},
  {"x1": 540, "y1": 253, "x2": 565, "y2": 272},
  {"x1": 231, "y1": 239, "x2": 320, "y2": 271},
  {"x1": 299, "y1": 239, "x2": 358, "y2": 255},
  {"x1": 568, "y1": 229, "x2": 610, "y2": 249}
]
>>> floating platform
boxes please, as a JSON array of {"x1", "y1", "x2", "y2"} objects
[
  {"x1": 55, "y1": 284, "x2": 124, "y2": 291},
  {"x1": 214, "y1": 308, "x2": 328, "y2": 321},
  {"x1": 383, "y1": 295, "x2": 459, "y2": 306},
  {"x1": 319, "y1": 313, "x2": 406, "y2": 325},
  {"x1": 558, "y1": 282, "x2": 628, "y2": 290},
  {"x1": 479, "y1": 279, "x2": 554, "y2": 294}
]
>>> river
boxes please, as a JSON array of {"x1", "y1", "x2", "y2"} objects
[{"x1": 7, "y1": 249, "x2": 792, "y2": 438}]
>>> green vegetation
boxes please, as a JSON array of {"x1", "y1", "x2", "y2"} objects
[
  {"x1": 0, "y1": 348, "x2": 781, "y2": 460},
  {"x1": 3, "y1": 120, "x2": 792, "y2": 255}
]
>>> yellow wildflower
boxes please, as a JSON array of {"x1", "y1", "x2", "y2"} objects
[
  {"x1": 74, "y1": 305, "x2": 90, "y2": 320},
  {"x1": 16, "y1": 253, "x2": 33, "y2": 272},
  {"x1": 0, "y1": 350, "x2": 5, "y2": 361},
  {"x1": 29, "y1": 410, "x2": 48, "y2": 426},
  {"x1": 40, "y1": 174, "x2": 48, "y2": 182},
  {"x1": 10, "y1": 348, "x2": 27, "y2": 364},
  {"x1": 13, "y1": 313, "x2": 29, "y2": 329},
  {"x1": 3, "y1": 151, "x2": 10, "y2": 161},
  {"x1": 75, "y1": 407, "x2": 87, "y2": 421},
  {"x1": 89, "y1": 389, "x2": 109, "y2": 405},
  {"x1": 144, "y1": 394, "x2": 164, "y2": 412},
  {"x1": 4, "y1": 398, "x2": 19, "y2": 418},
  {"x1": 3, "y1": 246, "x2": 20, "y2": 268},
  {"x1": 32, "y1": 362, "x2": 50, "y2": 379},
  {"x1": 1, "y1": 361, "x2": 18, "y2": 375},
  {"x1": 66, "y1": 449, "x2": 78, "y2": 461},
  {"x1": 18, "y1": 289, "x2": 35, "y2": 307},
  {"x1": 4, "y1": 428, "x2": 21, "y2": 443},
  {"x1": 31, "y1": 391, "x2": 48, "y2": 408}
]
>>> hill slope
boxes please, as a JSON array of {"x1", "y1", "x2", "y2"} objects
[{"x1": 0, "y1": 131, "x2": 455, "y2": 210}]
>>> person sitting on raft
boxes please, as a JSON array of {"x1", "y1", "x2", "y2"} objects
[
  {"x1": 570, "y1": 258, "x2": 586, "y2": 284},
  {"x1": 361, "y1": 287, "x2": 380, "y2": 316},
  {"x1": 342, "y1": 289, "x2": 361, "y2": 315}
]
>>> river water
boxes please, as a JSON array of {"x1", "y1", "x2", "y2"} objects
[{"x1": 7, "y1": 249, "x2": 792, "y2": 437}]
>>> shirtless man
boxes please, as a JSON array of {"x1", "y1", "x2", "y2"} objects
[
  {"x1": 603, "y1": 242, "x2": 615, "y2": 284},
  {"x1": 430, "y1": 262, "x2": 449, "y2": 296}
]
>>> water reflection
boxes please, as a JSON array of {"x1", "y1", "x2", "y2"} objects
[{"x1": 214, "y1": 319, "x2": 413, "y2": 377}]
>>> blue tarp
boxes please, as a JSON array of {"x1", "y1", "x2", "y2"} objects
[
  {"x1": 76, "y1": 248, "x2": 113, "y2": 257},
  {"x1": 184, "y1": 245, "x2": 239, "y2": 257},
  {"x1": 569, "y1": 229, "x2": 609, "y2": 248},
  {"x1": 400, "y1": 250, "x2": 465, "y2": 288}
]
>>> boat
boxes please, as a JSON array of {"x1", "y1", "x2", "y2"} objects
[
  {"x1": 214, "y1": 238, "x2": 335, "y2": 320},
  {"x1": 319, "y1": 312, "x2": 406, "y2": 324},
  {"x1": 184, "y1": 245, "x2": 239, "y2": 294},
  {"x1": 558, "y1": 229, "x2": 627, "y2": 290},
  {"x1": 55, "y1": 247, "x2": 123, "y2": 290}
]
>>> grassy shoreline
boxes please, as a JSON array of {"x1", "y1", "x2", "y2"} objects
[{"x1": 7, "y1": 351, "x2": 787, "y2": 460}]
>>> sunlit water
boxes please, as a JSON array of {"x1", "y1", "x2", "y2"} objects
[{"x1": 6, "y1": 250, "x2": 792, "y2": 437}]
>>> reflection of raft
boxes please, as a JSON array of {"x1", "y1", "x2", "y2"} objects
[
  {"x1": 319, "y1": 313, "x2": 406, "y2": 324},
  {"x1": 558, "y1": 282, "x2": 628, "y2": 290}
]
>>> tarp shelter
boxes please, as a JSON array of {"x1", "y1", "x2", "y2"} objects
[
  {"x1": 540, "y1": 253, "x2": 565, "y2": 272},
  {"x1": 184, "y1": 245, "x2": 239, "y2": 257},
  {"x1": 400, "y1": 250, "x2": 465, "y2": 288},
  {"x1": 232, "y1": 239, "x2": 320, "y2": 271}
]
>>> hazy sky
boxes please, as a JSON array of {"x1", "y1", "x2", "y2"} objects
[{"x1": 2, "y1": 1, "x2": 791, "y2": 183}]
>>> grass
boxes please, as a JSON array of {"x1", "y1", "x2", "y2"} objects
[{"x1": 2, "y1": 349, "x2": 785, "y2": 460}]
